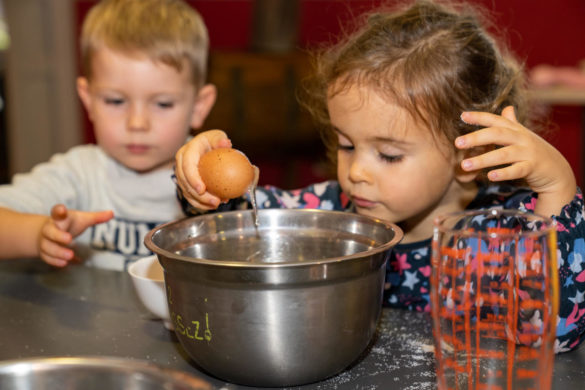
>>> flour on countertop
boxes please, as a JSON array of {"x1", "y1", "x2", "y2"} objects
[{"x1": 284, "y1": 310, "x2": 438, "y2": 390}]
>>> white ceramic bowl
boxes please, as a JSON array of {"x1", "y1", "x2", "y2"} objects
[{"x1": 128, "y1": 255, "x2": 172, "y2": 330}]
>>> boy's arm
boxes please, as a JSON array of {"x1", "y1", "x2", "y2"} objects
[
  {"x1": 0, "y1": 207, "x2": 48, "y2": 259},
  {"x1": 0, "y1": 205, "x2": 114, "y2": 266}
]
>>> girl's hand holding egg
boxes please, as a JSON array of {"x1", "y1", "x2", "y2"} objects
[
  {"x1": 174, "y1": 130, "x2": 257, "y2": 211},
  {"x1": 199, "y1": 148, "x2": 256, "y2": 200}
]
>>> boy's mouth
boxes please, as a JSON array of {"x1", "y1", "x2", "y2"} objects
[{"x1": 126, "y1": 144, "x2": 151, "y2": 154}]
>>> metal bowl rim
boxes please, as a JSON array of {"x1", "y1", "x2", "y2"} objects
[
  {"x1": 0, "y1": 356, "x2": 209, "y2": 387},
  {"x1": 145, "y1": 209, "x2": 403, "y2": 268}
]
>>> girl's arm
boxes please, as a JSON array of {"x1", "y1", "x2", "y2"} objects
[{"x1": 548, "y1": 191, "x2": 585, "y2": 352}]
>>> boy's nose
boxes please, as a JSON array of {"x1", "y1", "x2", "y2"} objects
[{"x1": 127, "y1": 106, "x2": 149, "y2": 131}]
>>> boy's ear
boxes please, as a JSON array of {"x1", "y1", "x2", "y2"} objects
[
  {"x1": 76, "y1": 77, "x2": 94, "y2": 122},
  {"x1": 190, "y1": 84, "x2": 217, "y2": 129}
]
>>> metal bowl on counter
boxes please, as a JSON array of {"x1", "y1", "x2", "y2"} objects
[
  {"x1": 0, "y1": 357, "x2": 212, "y2": 390},
  {"x1": 144, "y1": 209, "x2": 403, "y2": 387}
]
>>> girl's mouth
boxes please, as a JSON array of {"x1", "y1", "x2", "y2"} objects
[{"x1": 351, "y1": 196, "x2": 377, "y2": 208}]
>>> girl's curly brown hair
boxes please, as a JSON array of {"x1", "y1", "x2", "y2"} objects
[{"x1": 300, "y1": 0, "x2": 534, "y2": 166}]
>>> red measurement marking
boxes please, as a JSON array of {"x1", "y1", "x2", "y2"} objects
[
  {"x1": 516, "y1": 368, "x2": 538, "y2": 379},
  {"x1": 477, "y1": 383, "x2": 503, "y2": 390},
  {"x1": 520, "y1": 279, "x2": 544, "y2": 289},
  {"x1": 516, "y1": 333, "x2": 541, "y2": 345},
  {"x1": 475, "y1": 349, "x2": 506, "y2": 359},
  {"x1": 476, "y1": 322, "x2": 505, "y2": 331},
  {"x1": 479, "y1": 294, "x2": 508, "y2": 305},
  {"x1": 519, "y1": 299, "x2": 545, "y2": 310},
  {"x1": 516, "y1": 347, "x2": 541, "y2": 361},
  {"x1": 441, "y1": 247, "x2": 469, "y2": 258}
]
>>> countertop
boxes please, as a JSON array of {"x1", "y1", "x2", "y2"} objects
[{"x1": 1, "y1": 259, "x2": 584, "y2": 389}]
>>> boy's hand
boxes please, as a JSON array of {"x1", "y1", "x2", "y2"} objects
[
  {"x1": 39, "y1": 204, "x2": 114, "y2": 267},
  {"x1": 455, "y1": 105, "x2": 577, "y2": 217},
  {"x1": 175, "y1": 129, "x2": 232, "y2": 211}
]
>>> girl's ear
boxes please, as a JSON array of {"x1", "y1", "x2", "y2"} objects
[
  {"x1": 190, "y1": 84, "x2": 217, "y2": 129},
  {"x1": 454, "y1": 147, "x2": 485, "y2": 184},
  {"x1": 76, "y1": 77, "x2": 94, "y2": 122}
]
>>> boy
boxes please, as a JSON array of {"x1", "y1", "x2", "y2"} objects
[{"x1": 0, "y1": 0, "x2": 216, "y2": 270}]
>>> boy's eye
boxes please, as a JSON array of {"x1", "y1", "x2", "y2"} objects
[
  {"x1": 104, "y1": 97, "x2": 124, "y2": 106},
  {"x1": 157, "y1": 101, "x2": 175, "y2": 109}
]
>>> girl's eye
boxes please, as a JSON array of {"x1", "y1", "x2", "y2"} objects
[
  {"x1": 379, "y1": 153, "x2": 403, "y2": 163},
  {"x1": 337, "y1": 144, "x2": 354, "y2": 152}
]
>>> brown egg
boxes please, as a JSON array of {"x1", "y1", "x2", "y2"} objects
[{"x1": 199, "y1": 148, "x2": 255, "y2": 199}]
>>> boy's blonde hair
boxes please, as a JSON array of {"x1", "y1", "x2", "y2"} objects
[
  {"x1": 302, "y1": 0, "x2": 532, "y2": 164},
  {"x1": 80, "y1": 0, "x2": 209, "y2": 90}
]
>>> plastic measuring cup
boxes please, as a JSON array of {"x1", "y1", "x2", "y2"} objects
[{"x1": 431, "y1": 209, "x2": 559, "y2": 390}]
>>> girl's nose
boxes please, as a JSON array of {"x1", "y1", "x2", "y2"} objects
[
  {"x1": 127, "y1": 105, "x2": 149, "y2": 131},
  {"x1": 348, "y1": 157, "x2": 371, "y2": 183}
]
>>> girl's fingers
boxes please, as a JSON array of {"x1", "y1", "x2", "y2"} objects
[
  {"x1": 176, "y1": 143, "x2": 206, "y2": 196},
  {"x1": 179, "y1": 151, "x2": 205, "y2": 195},
  {"x1": 456, "y1": 126, "x2": 523, "y2": 150},
  {"x1": 205, "y1": 129, "x2": 232, "y2": 149},
  {"x1": 486, "y1": 161, "x2": 532, "y2": 182},
  {"x1": 175, "y1": 139, "x2": 225, "y2": 209},
  {"x1": 461, "y1": 145, "x2": 515, "y2": 171},
  {"x1": 461, "y1": 106, "x2": 519, "y2": 128},
  {"x1": 500, "y1": 105, "x2": 517, "y2": 122}
]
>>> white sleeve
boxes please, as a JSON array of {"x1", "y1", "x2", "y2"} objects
[{"x1": 0, "y1": 147, "x2": 90, "y2": 214}]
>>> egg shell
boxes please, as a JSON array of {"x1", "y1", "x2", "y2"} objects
[{"x1": 199, "y1": 148, "x2": 255, "y2": 199}]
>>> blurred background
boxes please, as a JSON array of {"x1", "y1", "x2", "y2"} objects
[{"x1": 1, "y1": 0, "x2": 585, "y2": 189}]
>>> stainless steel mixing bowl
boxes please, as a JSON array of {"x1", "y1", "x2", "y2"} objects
[
  {"x1": 0, "y1": 357, "x2": 211, "y2": 390},
  {"x1": 145, "y1": 209, "x2": 403, "y2": 387}
]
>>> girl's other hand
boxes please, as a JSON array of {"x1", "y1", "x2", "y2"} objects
[
  {"x1": 174, "y1": 129, "x2": 232, "y2": 211},
  {"x1": 455, "y1": 106, "x2": 577, "y2": 216},
  {"x1": 39, "y1": 204, "x2": 114, "y2": 267}
]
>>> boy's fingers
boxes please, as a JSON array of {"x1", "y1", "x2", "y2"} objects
[
  {"x1": 92, "y1": 210, "x2": 114, "y2": 224},
  {"x1": 42, "y1": 223, "x2": 73, "y2": 245},
  {"x1": 39, "y1": 239, "x2": 74, "y2": 264},
  {"x1": 50, "y1": 204, "x2": 68, "y2": 221},
  {"x1": 76, "y1": 210, "x2": 114, "y2": 231},
  {"x1": 40, "y1": 253, "x2": 69, "y2": 268}
]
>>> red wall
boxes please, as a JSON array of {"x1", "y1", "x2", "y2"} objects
[{"x1": 75, "y1": 0, "x2": 585, "y2": 185}]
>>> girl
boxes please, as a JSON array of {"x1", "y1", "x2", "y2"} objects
[{"x1": 174, "y1": 0, "x2": 585, "y2": 352}]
